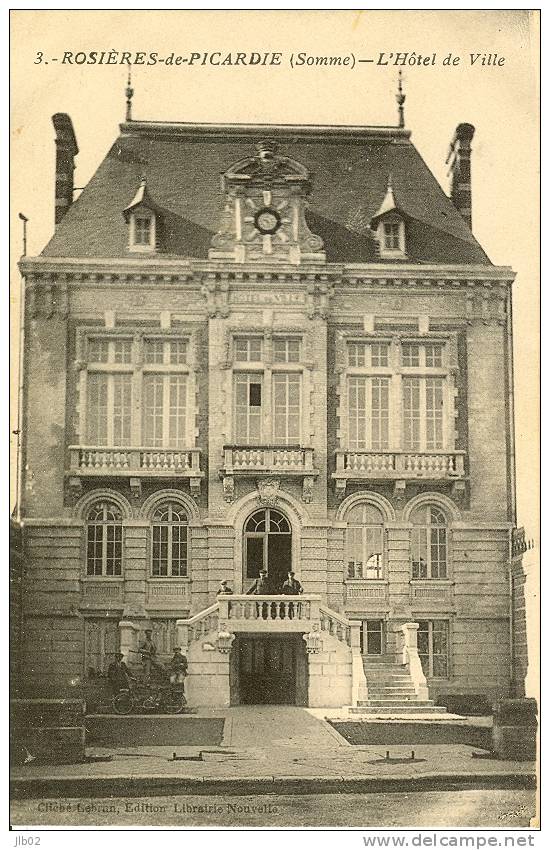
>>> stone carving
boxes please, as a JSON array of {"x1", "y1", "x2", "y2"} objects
[
  {"x1": 209, "y1": 140, "x2": 325, "y2": 265},
  {"x1": 256, "y1": 478, "x2": 281, "y2": 507},
  {"x1": 216, "y1": 630, "x2": 235, "y2": 654},
  {"x1": 222, "y1": 475, "x2": 235, "y2": 503}
]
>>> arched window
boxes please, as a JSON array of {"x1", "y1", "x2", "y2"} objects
[
  {"x1": 243, "y1": 508, "x2": 291, "y2": 589},
  {"x1": 151, "y1": 502, "x2": 188, "y2": 577},
  {"x1": 345, "y1": 503, "x2": 384, "y2": 580},
  {"x1": 410, "y1": 505, "x2": 448, "y2": 579},
  {"x1": 86, "y1": 501, "x2": 123, "y2": 576}
]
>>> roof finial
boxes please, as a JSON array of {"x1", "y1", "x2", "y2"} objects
[
  {"x1": 396, "y1": 70, "x2": 406, "y2": 129},
  {"x1": 125, "y1": 67, "x2": 134, "y2": 122}
]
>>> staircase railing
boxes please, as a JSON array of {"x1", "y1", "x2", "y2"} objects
[
  {"x1": 400, "y1": 622, "x2": 429, "y2": 701},
  {"x1": 319, "y1": 604, "x2": 368, "y2": 706},
  {"x1": 176, "y1": 603, "x2": 219, "y2": 653}
]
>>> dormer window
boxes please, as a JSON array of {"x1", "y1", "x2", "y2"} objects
[
  {"x1": 370, "y1": 179, "x2": 407, "y2": 259},
  {"x1": 383, "y1": 221, "x2": 401, "y2": 250},
  {"x1": 123, "y1": 178, "x2": 161, "y2": 254},
  {"x1": 128, "y1": 212, "x2": 156, "y2": 252},
  {"x1": 378, "y1": 216, "x2": 406, "y2": 258},
  {"x1": 134, "y1": 215, "x2": 153, "y2": 246}
]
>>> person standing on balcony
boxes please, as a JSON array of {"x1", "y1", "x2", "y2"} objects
[
  {"x1": 217, "y1": 580, "x2": 233, "y2": 595},
  {"x1": 281, "y1": 571, "x2": 303, "y2": 595},
  {"x1": 246, "y1": 568, "x2": 271, "y2": 595},
  {"x1": 246, "y1": 568, "x2": 273, "y2": 619},
  {"x1": 281, "y1": 571, "x2": 303, "y2": 619}
]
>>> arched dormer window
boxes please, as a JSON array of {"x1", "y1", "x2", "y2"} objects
[
  {"x1": 86, "y1": 501, "x2": 123, "y2": 576},
  {"x1": 151, "y1": 502, "x2": 189, "y2": 578},
  {"x1": 345, "y1": 503, "x2": 385, "y2": 580},
  {"x1": 410, "y1": 505, "x2": 448, "y2": 579},
  {"x1": 123, "y1": 178, "x2": 161, "y2": 253}
]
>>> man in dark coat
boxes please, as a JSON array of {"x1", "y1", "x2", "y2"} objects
[
  {"x1": 246, "y1": 568, "x2": 271, "y2": 595},
  {"x1": 246, "y1": 568, "x2": 273, "y2": 619},
  {"x1": 107, "y1": 653, "x2": 132, "y2": 694},
  {"x1": 169, "y1": 647, "x2": 188, "y2": 686},
  {"x1": 281, "y1": 571, "x2": 303, "y2": 595},
  {"x1": 280, "y1": 571, "x2": 303, "y2": 619}
]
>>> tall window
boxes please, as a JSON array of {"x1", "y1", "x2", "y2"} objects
[
  {"x1": 83, "y1": 333, "x2": 189, "y2": 448},
  {"x1": 345, "y1": 503, "x2": 384, "y2": 580},
  {"x1": 273, "y1": 373, "x2": 301, "y2": 443},
  {"x1": 232, "y1": 335, "x2": 303, "y2": 445},
  {"x1": 244, "y1": 508, "x2": 291, "y2": 580},
  {"x1": 86, "y1": 501, "x2": 123, "y2": 576},
  {"x1": 348, "y1": 377, "x2": 390, "y2": 451},
  {"x1": 402, "y1": 377, "x2": 444, "y2": 451},
  {"x1": 234, "y1": 373, "x2": 263, "y2": 442},
  {"x1": 151, "y1": 503, "x2": 188, "y2": 577},
  {"x1": 417, "y1": 620, "x2": 450, "y2": 677},
  {"x1": 410, "y1": 505, "x2": 448, "y2": 579}
]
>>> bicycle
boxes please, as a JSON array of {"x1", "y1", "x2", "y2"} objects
[{"x1": 112, "y1": 681, "x2": 187, "y2": 715}]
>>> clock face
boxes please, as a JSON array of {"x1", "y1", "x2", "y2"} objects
[{"x1": 254, "y1": 207, "x2": 282, "y2": 235}]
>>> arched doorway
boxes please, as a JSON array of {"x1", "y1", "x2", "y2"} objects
[{"x1": 243, "y1": 507, "x2": 292, "y2": 593}]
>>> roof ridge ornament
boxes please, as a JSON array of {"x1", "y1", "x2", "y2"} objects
[
  {"x1": 125, "y1": 67, "x2": 134, "y2": 122},
  {"x1": 396, "y1": 70, "x2": 406, "y2": 129}
]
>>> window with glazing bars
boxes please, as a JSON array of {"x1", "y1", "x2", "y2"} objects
[
  {"x1": 410, "y1": 505, "x2": 448, "y2": 579},
  {"x1": 348, "y1": 376, "x2": 390, "y2": 451},
  {"x1": 345, "y1": 503, "x2": 384, "y2": 579},
  {"x1": 417, "y1": 620, "x2": 450, "y2": 677},
  {"x1": 151, "y1": 503, "x2": 188, "y2": 577},
  {"x1": 86, "y1": 502, "x2": 123, "y2": 576},
  {"x1": 143, "y1": 374, "x2": 187, "y2": 447},
  {"x1": 402, "y1": 377, "x2": 444, "y2": 451}
]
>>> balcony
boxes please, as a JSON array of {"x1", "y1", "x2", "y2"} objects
[
  {"x1": 220, "y1": 445, "x2": 318, "y2": 503},
  {"x1": 67, "y1": 445, "x2": 203, "y2": 497},
  {"x1": 333, "y1": 449, "x2": 466, "y2": 498},
  {"x1": 218, "y1": 594, "x2": 321, "y2": 633}
]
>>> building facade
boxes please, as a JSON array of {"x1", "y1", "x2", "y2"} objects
[{"x1": 17, "y1": 108, "x2": 528, "y2": 709}]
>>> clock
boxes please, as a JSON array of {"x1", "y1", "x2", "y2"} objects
[{"x1": 254, "y1": 207, "x2": 282, "y2": 235}]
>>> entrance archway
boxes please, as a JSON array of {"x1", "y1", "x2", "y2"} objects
[{"x1": 243, "y1": 508, "x2": 291, "y2": 593}]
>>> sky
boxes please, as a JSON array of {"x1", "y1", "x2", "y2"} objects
[{"x1": 10, "y1": 9, "x2": 539, "y2": 533}]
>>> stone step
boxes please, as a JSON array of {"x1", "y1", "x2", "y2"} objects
[
  {"x1": 367, "y1": 682, "x2": 416, "y2": 696},
  {"x1": 349, "y1": 705, "x2": 446, "y2": 715},
  {"x1": 361, "y1": 655, "x2": 396, "y2": 663},
  {"x1": 361, "y1": 698, "x2": 435, "y2": 706}
]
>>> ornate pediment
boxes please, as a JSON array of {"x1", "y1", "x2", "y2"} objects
[{"x1": 209, "y1": 140, "x2": 325, "y2": 265}]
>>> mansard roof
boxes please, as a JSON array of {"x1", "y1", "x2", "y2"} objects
[{"x1": 41, "y1": 121, "x2": 491, "y2": 265}]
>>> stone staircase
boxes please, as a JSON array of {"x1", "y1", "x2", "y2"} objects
[{"x1": 349, "y1": 654, "x2": 445, "y2": 715}]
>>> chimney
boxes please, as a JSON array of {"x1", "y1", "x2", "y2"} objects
[
  {"x1": 52, "y1": 113, "x2": 79, "y2": 226},
  {"x1": 446, "y1": 123, "x2": 475, "y2": 230}
]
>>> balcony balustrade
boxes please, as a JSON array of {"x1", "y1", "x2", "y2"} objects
[
  {"x1": 333, "y1": 449, "x2": 466, "y2": 498},
  {"x1": 220, "y1": 445, "x2": 317, "y2": 503},
  {"x1": 67, "y1": 445, "x2": 203, "y2": 497},
  {"x1": 217, "y1": 594, "x2": 320, "y2": 632}
]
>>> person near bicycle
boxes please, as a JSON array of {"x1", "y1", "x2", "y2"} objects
[
  {"x1": 169, "y1": 647, "x2": 188, "y2": 686},
  {"x1": 139, "y1": 629, "x2": 161, "y2": 682},
  {"x1": 107, "y1": 652, "x2": 132, "y2": 695}
]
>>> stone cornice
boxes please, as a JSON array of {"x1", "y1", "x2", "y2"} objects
[{"x1": 19, "y1": 256, "x2": 516, "y2": 288}]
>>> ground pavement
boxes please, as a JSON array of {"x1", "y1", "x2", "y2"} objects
[{"x1": 11, "y1": 706, "x2": 536, "y2": 799}]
